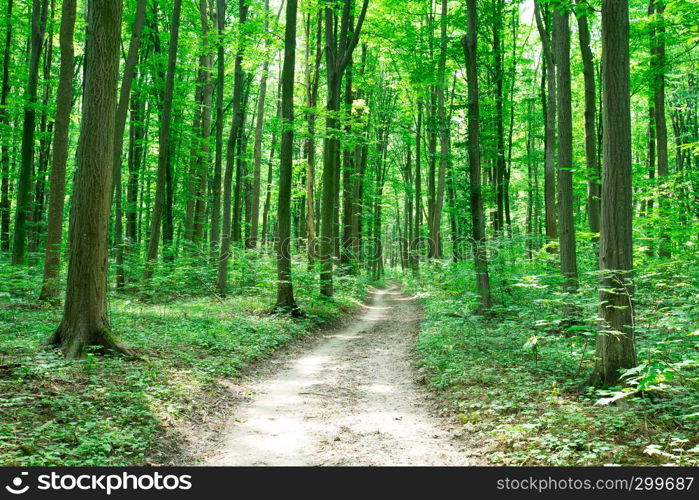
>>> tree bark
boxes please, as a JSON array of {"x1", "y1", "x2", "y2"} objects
[
  {"x1": 319, "y1": 0, "x2": 369, "y2": 297},
  {"x1": 112, "y1": 0, "x2": 147, "y2": 290},
  {"x1": 217, "y1": 0, "x2": 248, "y2": 294},
  {"x1": 144, "y1": 0, "x2": 182, "y2": 279},
  {"x1": 210, "y1": 0, "x2": 225, "y2": 255},
  {"x1": 650, "y1": 0, "x2": 670, "y2": 257},
  {"x1": 49, "y1": 0, "x2": 128, "y2": 358},
  {"x1": 463, "y1": 0, "x2": 492, "y2": 312},
  {"x1": 575, "y1": 0, "x2": 600, "y2": 235},
  {"x1": 593, "y1": 0, "x2": 636, "y2": 385},
  {"x1": 554, "y1": 4, "x2": 578, "y2": 291},
  {"x1": 534, "y1": 0, "x2": 557, "y2": 246},
  {"x1": 11, "y1": 0, "x2": 48, "y2": 265},
  {"x1": 275, "y1": 0, "x2": 299, "y2": 312},
  {"x1": 0, "y1": 0, "x2": 13, "y2": 252},
  {"x1": 38, "y1": 0, "x2": 77, "y2": 300}
]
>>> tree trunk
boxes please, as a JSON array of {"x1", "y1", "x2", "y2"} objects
[
  {"x1": 319, "y1": 0, "x2": 369, "y2": 297},
  {"x1": 11, "y1": 0, "x2": 48, "y2": 265},
  {"x1": 248, "y1": 0, "x2": 271, "y2": 249},
  {"x1": 275, "y1": 0, "x2": 299, "y2": 312},
  {"x1": 593, "y1": 0, "x2": 636, "y2": 385},
  {"x1": 217, "y1": 0, "x2": 248, "y2": 294},
  {"x1": 0, "y1": 0, "x2": 13, "y2": 252},
  {"x1": 38, "y1": 0, "x2": 77, "y2": 300},
  {"x1": 463, "y1": 0, "x2": 492, "y2": 312},
  {"x1": 49, "y1": 0, "x2": 128, "y2": 358},
  {"x1": 210, "y1": 0, "x2": 225, "y2": 255},
  {"x1": 575, "y1": 0, "x2": 600, "y2": 236},
  {"x1": 144, "y1": 0, "x2": 182, "y2": 279},
  {"x1": 534, "y1": 0, "x2": 557, "y2": 246},
  {"x1": 651, "y1": 0, "x2": 670, "y2": 257},
  {"x1": 112, "y1": 0, "x2": 146, "y2": 290},
  {"x1": 554, "y1": 4, "x2": 578, "y2": 291}
]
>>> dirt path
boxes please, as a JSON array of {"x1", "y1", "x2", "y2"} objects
[{"x1": 203, "y1": 284, "x2": 483, "y2": 466}]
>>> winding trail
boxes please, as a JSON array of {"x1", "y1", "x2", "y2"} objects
[{"x1": 204, "y1": 284, "x2": 482, "y2": 466}]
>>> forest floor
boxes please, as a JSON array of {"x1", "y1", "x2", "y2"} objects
[{"x1": 193, "y1": 283, "x2": 485, "y2": 466}]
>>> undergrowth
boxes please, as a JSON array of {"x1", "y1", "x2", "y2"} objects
[
  {"x1": 404, "y1": 235, "x2": 698, "y2": 466},
  {"x1": 0, "y1": 251, "x2": 367, "y2": 466}
]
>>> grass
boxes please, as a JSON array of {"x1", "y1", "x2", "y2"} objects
[
  {"x1": 405, "y1": 240, "x2": 699, "y2": 466},
  {"x1": 0, "y1": 253, "x2": 368, "y2": 466}
]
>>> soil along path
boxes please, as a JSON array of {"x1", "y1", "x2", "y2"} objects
[{"x1": 205, "y1": 284, "x2": 481, "y2": 466}]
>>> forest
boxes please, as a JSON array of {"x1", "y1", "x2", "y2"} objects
[{"x1": 0, "y1": 0, "x2": 697, "y2": 467}]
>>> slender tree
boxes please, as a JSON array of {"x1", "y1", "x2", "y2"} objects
[
  {"x1": 275, "y1": 0, "x2": 299, "y2": 312},
  {"x1": 575, "y1": 0, "x2": 600, "y2": 236},
  {"x1": 554, "y1": 3, "x2": 578, "y2": 291},
  {"x1": 38, "y1": 0, "x2": 77, "y2": 300},
  {"x1": 534, "y1": 0, "x2": 557, "y2": 245},
  {"x1": 0, "y1": 0, "x2": 13, "y2": 252},
  {"x1": 11, "y1": 0, "x2": 48, "y2": 265},
  {"x1": 463, "y1": 0, "x2": 492, "y2": 311},
  {"x1": 319, "y1": 0, "x2": 369, "y2": 297},
  {"x1": 144, "y1": 0, "x2": 182, "y2": 279}
]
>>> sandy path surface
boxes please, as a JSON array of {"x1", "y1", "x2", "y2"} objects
[{"x1": 204, "y1": 284, "x2": 482, "y2": 466}]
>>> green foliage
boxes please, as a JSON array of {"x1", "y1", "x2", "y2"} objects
[
  {"x1": 408, "y1": 236, "x2": 698, "y2": 466},
  {"x1": 0, "y1": 258, "x2": 366, "y2": 466}
]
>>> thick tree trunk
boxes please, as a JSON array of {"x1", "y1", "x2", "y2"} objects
[
  {"x1": 144, "y1": 0, "x2": 182, "y2": 279},
  {"x1": 38, "y1": 0, "x2": 77, "y2": 300},
  {"x1": 11, "y1": 0, "x2": 48, "y2": 265},
  {"x1": 305, "y1": 12, "x2": 322, "y2": 269},
  {"x1": 49, "y1": 0, "x2": 128, "y2": 358},
  {"x1": 593, "y1": 0, "x2": 636, "y2": 385},
  {"x1": 463, "y1": 0, "x2": 492, "y2": 312},
  {"x1": 275, "y1": 0, "x2": 299, "y2": 312},
  {"x1": 554, "y1": 5, "x2": 578, "y2": 291}
]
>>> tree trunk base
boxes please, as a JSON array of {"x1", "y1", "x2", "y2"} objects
[{"x1": 47, "y1": 323, "x2": 135, "y2": 359}]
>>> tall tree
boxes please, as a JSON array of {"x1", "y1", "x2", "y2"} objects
[
  {"x1": 144, "y1": 0, "x2": 182, "y2": 279},
  {"x1": 428, "y1": 0, "x2": 448, "y2": 259},
  {"x1": 248, "y1": 0, "x2": 272, "y2": 249},
  {"x1": 275, "y1": 0, "x2": 299, "y2": 312},
  {"x1": 49, "y1": 0, "x2": 127, "y2": 357},
  {"x1": 319, "y1": 0, "x2": 369, "y2": 297},
  {"x1": 0, "y1": 0, "x2": 14, "y2": 251},
  {"x1": 305, "y1": 11, "x2": 322, "y2": 268},
  {"x1": 11, "y1": 0, "x2": 48, "y2": 265},
  {"x1": 650, "y1": 0, "x2": 670, "y2": 257},
  {"x1": 575, "y1": 0, "x2": 600, "y2": 236},
  {"x1": 217, "y1": 0, "x2": 249, "y2": 294},
  {"x1": 38, "y1": 0, "x2": 77, "y2": 300},
  {"x1": 210, "y1": 0, "x2": 225, "y2": 254},
  {"x1": 593, "y1": 0, "x2": 636, "y2": 385},
  {"x1": 554, "y1": 2, "x2": 578, "y2": 291},
  {"x1": 113, "y1": 0, "x2": 147, "y2": 290},
  {"x1": 534, "y1": 0, "x2": 557, "y2": 246},
  {"x1": 463, "y1": 0, "x2": 492, "y2": 311}
]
